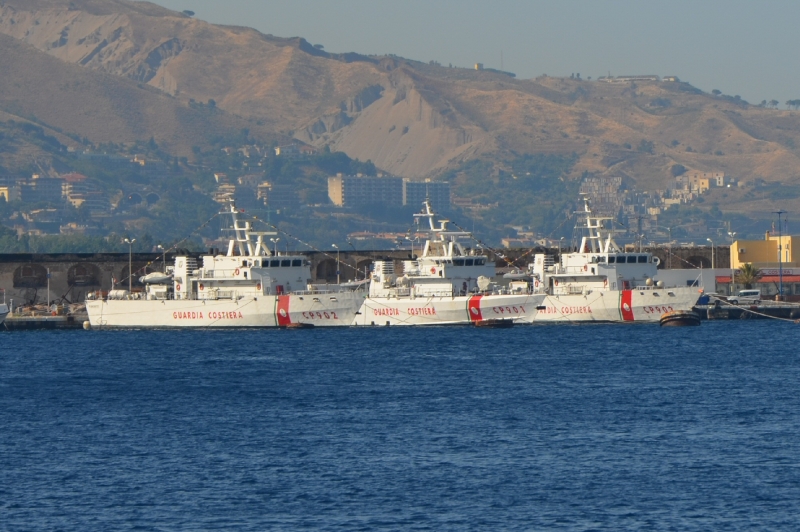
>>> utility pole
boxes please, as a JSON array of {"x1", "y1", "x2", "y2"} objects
[
  {"x1": 124, "y1": 238, "x2": 136, "y2": 294},
  {"x1": 728, "y1": 231, "x2": 736, "y2": 296},
  {"x1": 774, "y1": 210, "x2": 785, "y2": 299},
  {"x1": 332, "y1": 244, "x2": 340, "y2": 284}
]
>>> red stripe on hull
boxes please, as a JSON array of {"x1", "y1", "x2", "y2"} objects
[
  {"x1": 468, "y1": 295, "x2": 484, "y2": 322},
  {"x1": 620, "y1": 290, "x2": 635, "y2": 321},
  {"x1": 276, "y1": 295, "x2": 292, "y2": 326}
]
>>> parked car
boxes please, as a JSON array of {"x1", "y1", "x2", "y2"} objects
[{"x1": 728, "y1": 289, "x2": 761, "y2": 305}]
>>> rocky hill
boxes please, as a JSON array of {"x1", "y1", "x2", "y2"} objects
[{"x1": 2, "y1": 0, "x2": 800, "y2": 215}]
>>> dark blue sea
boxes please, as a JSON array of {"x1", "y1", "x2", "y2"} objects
[{"x1": 2, "y1": 321, "x2": 800, "y2": 530}]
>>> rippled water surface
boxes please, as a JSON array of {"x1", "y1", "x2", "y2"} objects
[{"x1": 2, "y1": 321, "x2": 800, "y2": 530}]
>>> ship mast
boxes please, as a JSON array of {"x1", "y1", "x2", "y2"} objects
[{"x1": 575, "y1": 194, "x2": 621, "y2": 254}]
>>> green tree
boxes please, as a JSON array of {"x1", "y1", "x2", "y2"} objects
[
  {"x1": 736, "y1": 263, "x2": 762, "y2": 289},
  {"x1": 637, "y1": 139, "x2": 655, "y2": 154}
]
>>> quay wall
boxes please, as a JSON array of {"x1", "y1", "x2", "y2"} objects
[{"x1": 0, "y1": 246, "x2": 716, "y2": 306}]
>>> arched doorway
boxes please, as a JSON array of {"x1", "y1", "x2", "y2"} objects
[
  {"x1": 13, "y1": 264, "x2": 47, "y2": 288},
  {"x1": 315, "y1": 259, "x2": 337, "y2": 283},
  {"x1": 68, "y1": 263, "x2": 101, "y2": 287}
]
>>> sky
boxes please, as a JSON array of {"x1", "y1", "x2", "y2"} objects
[{"x1": 146, "y1": 0, "x2": 800, "y2": 106}]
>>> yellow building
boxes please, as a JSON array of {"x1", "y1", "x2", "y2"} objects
[
  {"x1": 726, "y1": 232, "x2": 800, "y2": 299},
  {"x1": 731, "y1": 232, "x2": 797, "y2": 269}
]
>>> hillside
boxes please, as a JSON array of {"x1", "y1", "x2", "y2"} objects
[
  {"x1": 1, "y1": 0, "x2": 800, "y2": 217},
  {"x1": 0, "y1": 32, "x2": 283, "y2": 163}
]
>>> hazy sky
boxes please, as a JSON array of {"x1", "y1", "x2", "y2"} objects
[{"x1": 147, "y1": 0, "x2": 799, "y2": 106}]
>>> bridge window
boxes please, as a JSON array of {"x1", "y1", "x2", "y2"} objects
[
  {"x1": 292, "y1": 259, "x2": 302, "y2": 267},
  {"x1": 270, "y1": 260, "x2": 280, "y2": 267},
  {"x1": 608, "y1": 256, "x2": 616, "y2": 264},
  {"x1": 465, "y1": 259, "x2": 474, "y2": 266},
  {"x1": 637, "y1": 255, "x2": 648, "y2": 263},
  {"x1": 453, "y1": 258, "x2": 465, "y2": 266},
  {"x1": 281, "y1": 260, "x2": 291, "y2": 267},
  {"x1": 627, "y1": 256, "x2": 638, "y2": 263}
]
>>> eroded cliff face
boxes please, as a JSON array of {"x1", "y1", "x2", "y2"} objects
[{"x1": 2, "y1": 0, "x2": 800, "y2": 187}]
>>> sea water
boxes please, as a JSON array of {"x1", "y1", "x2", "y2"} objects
[{"x1": 2, "y1": 321, "x2": 800, "y2": 530}]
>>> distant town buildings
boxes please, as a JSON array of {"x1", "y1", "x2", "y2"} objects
[
  {"x1": 327, "y1": 174, "x2": 451, "y2": 210},
  {"x1": 579, "y1": 176, "x2": 624, "y2": 215},
  {"x1": 328, "y1": 174, "x2": 402, "y2": 207},
  {"x1": 402, "y1": 179, "x2": 451, "y2": 211}
]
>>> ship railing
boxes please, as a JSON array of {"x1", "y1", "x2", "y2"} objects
[
  {"x1": 413, "y1": 289, "x2": 454, "y2": 297},
  {"x1": 293, "y1": 289, "x2": 347, "y2": 295},
  {"x1": 201, "y1": 270, "x2": 243, "y2": 279},
  {"x1": 201, "y1": 290, "x2": 234, "y2": 300}
]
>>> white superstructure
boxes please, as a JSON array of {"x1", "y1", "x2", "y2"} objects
[
  {"x1": 527, "y1": 195, "x2": 701, "y2": 322},
  {"x1": 352, "y1": 200, "x2": 545, "y2": 326},
  {"x1": 0, "y1": 303, "x2": 8, "y2": 325},
  {"x1": 85, "y1": 203, "x2": 364, "y2": 328}
]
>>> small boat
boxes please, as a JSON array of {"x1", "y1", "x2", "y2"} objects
[
  {"x1": 139, "y1": 272, "x2": 173, "y2": 284},
  {"x1": 284, "y1": 322, "x2": 315, "y2": 329},
  {"x1": 502, "y1": 269, "x2": 528, "y2": 280},
  {"x1": 473, "y1": 318, "x2": 514, "y2": 328},
  {"x1": 659, "y1": 310, "x2": 701, "y2": 327}
]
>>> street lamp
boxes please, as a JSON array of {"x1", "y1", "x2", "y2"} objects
[
  {"x1": 332, "y1": 244, "x2": 340, "y2": 284},
  {"x1": 347, "y1": 240, "x2": 358, "y2": 279},
  {"x1": 124, "y1": 238, "x2": 136, "y2": 293},
  {"x1": 706, "y1": 238, "x2": 714, "y2": 270},
  {"x1": 270, "y1": 238, "x2": 280, "y2": 256},
  {"x1": 157, "y1": 244, "x2": 166, "y2": 272},
  {"x1": 666, "y1": 227, "x2": 672, "y2": 269},
  {"x1": 406, "y1": 234, "x2": 419, "y2": 259},
  {"x1": 728, "y1": 231, "x2": 736, "y2": 296}
]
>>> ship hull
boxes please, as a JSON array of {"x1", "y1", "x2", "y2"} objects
[
  {"x1": 86, "y1": 293, "x2": 364, "y2": 328},
  {"x1": 530, "y1": 288, "x2": 700, "y2": 323},
  {"x1": 352, "y1": 293, "x2": 545, "y2": 326}
]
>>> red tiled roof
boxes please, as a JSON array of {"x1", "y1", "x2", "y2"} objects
[
  {"x1": 716, "y1": 275, "x2": 800, "y2": 283},
  {"x1": 60, "y1": 172, "x2": 88, "y2": 182}
]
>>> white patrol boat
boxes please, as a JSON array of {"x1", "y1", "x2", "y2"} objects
[
  {"x1": 526, "y1": 195, "x2": 700, "y2": 322},
  {"x1": 352, "y1": 200, "x2": 545, "y2": 326},
  {"x1": 85, "y1": 203, "x2": 365, "y2": 328}
]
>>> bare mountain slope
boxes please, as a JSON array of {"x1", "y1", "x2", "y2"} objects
[
  {"x1": 0, "y1": 31, "x2": 280, "y2": 162},
  {"x1": 2, "y1": 0, "x2": 800, "y2": 198}
]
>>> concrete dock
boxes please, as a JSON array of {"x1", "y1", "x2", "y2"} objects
[{"x1": 4, "y1": 313, "x2": 87, "y2": 330}]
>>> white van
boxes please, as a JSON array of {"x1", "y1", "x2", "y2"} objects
[{"x1": 728, "y1": 289, "x2": 761, "y2": 304}]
